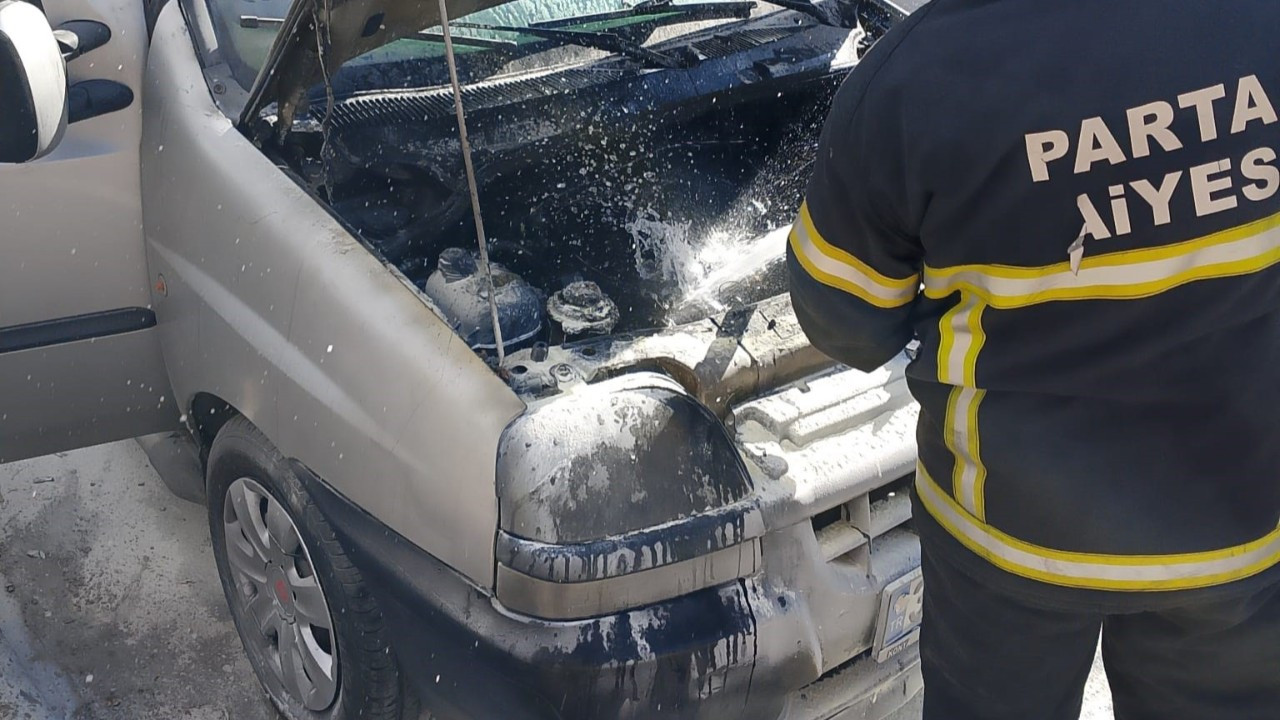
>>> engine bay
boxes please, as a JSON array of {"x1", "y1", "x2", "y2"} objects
[{"x1": 270, "y1": 8, "x2": 861, "y2": 356}]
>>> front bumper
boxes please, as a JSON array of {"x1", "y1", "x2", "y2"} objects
[
  {"x1": 785, "y1": 647, "x2": 922, "y2": 720},
  {"x1": 296, "y1": 460, "x2": 922, "y2": 720}
]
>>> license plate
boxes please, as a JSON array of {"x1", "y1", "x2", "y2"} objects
[{"x1": 872, "y1": 568, "x2": 924, "y2": 662}]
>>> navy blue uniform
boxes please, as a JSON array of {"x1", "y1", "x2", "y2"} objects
[{"x1": 789, "y1": 1, "x2": 1280, "y2": 717}]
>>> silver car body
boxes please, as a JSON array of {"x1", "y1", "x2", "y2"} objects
[
  {"x1": 142, "y1": 10, "x2": 524, "y2": 584},
  {"x1": 0, "y1": 0, "x2": 924, "y2": 716}
]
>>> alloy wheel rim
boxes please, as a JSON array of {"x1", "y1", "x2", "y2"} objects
[{"x1": 222, "y1": 477, "x2": 339, "y2": 711}]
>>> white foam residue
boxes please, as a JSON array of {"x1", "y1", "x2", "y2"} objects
[{"x1": 626, "y1": 208, "x2": 786, "y2": 322}]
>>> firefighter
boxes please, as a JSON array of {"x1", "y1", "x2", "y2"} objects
[{"x1": 788, "y1": 2, "x2": 1280, "y2": 718}]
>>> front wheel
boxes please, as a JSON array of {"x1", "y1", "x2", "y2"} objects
[{"x1": 207, "y1": 416, "x2": 417, "y2": 720}]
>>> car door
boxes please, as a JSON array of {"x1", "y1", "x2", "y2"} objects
[{"x1": 0, "y1": 0, "x2": 178, "y2": 463}]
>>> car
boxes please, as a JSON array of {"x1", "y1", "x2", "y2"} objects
[{"x1": 0, "y1": 0, "x2": 927, "y2": 718}]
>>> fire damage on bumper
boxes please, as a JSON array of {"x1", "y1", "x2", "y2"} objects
[
  {"x1": 297, "y1": 463, "x2": 920, "y2": 720},
  {"x1": 293, "y1": 291, "x2": 923, "y2": 720}
]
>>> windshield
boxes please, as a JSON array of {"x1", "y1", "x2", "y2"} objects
[{"x1": 208, "y1": 0, "x2": 755, "y2": 89}]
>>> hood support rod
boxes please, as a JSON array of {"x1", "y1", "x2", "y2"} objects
[{"x1": 437, "y1": 0, "x2": 506, "y2": 363}]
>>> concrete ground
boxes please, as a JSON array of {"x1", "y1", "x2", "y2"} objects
[
  {"x1": 0, "y1": 442, "x2": 276, "y2": 720},
  {"x1": 0, "y1": 441, "x2": 1114, "y2": 720}
]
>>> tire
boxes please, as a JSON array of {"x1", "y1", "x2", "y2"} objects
[{"x1": 207, "y1": 416, "x2": 418, "y2": 720}]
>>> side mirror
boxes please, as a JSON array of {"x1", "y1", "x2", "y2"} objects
[{"x1": 0, "y1": 0, "x2": 68, "y2": 163}]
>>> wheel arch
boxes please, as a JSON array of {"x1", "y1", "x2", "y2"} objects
[
  {"x1": 136, "y1": 391, "x2": 248, "y2": 507},
  {"x1": 190, "y1": 391, "x2": 244, "y2": 464}
]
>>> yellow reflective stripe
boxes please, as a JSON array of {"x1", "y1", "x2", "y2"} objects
[
  {"x1": 937, "y1": 291, "x2": 989, "y2": 519},
  {"x1": 798, "y1": 203, "x2": 920, "y2": 293},
  {"x1": 922, "y1": 211, "x2": 1280, "y2": 308},
  {"x1": 946, "y1": 386, "x2": 987, "y2": 519},
  {"x1": 962, "y1": 301, "x2": 987, "y2": 518},
  {"x1": 916, "y1": 466, "x2": 1280, "y2": 591},
  {"x1": 962, "y1": 297, "x2": 986, "y2": 386},
  {"x1": 789, "y1": 202, "x2": 919, "y2": 309},
  {"x1": 969, "y1": 391, "x2": 988, "y2": 520},
  {"x1": 935, "y1": 300, "x2": 963, "y2": 384},
  {"x1": 936, "y1": 292, "x2": 985, "y2": 385}
]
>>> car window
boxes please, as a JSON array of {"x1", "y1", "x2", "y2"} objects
[
  {"x1": 204, "y1": 0, "x2": 290, "y2": 87},
  {"x1": 347, "y1": 0, "x2": 739, "y2": 70}
]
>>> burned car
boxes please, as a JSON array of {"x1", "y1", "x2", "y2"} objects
[{"x1": 0, "y1": 0, "x2": 925, "y2": 717}]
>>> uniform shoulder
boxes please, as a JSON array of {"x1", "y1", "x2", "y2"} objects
[{"x1": 835, "y1": 0, "x2": 954, "y2": 124}]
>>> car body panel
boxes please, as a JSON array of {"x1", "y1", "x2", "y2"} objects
[
  {"x1": 737, "y1": 357, "x2": 920, "y2": 674},
  {"x1": 142, "y1": 5, "x2": 525, "y2": 585},
  {"x1": 0, "y1": 0, "x2": 178, "y2": 462},
  {"x1": 0, "y1": 329, "x2": 176, "y2": 462},
  {"x1": 745, "y1": 358, "x2": 919, "y2": 533},
  {"x1": 0, "y1": 0, "x2": 150, "y2": 325}
]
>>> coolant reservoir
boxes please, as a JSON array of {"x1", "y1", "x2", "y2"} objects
[{"x1": 424, "y1": 248, "x2": 544, "y2": 353}]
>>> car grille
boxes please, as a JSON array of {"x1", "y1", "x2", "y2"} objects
[
  {"x1": 811, "y1": 473, "x2": 915, "y2": 577},
  {"x1": 731, "y1": 356, "x2": 919, "y2": 578}
]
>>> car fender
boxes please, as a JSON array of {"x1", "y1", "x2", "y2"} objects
[{"x1": 140, "y1": 5, "x2": 524, "y2": 587}]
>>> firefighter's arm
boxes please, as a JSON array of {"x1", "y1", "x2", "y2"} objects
[{"x1": 788, "y1": 74, "x2": 922, "y2": 372}]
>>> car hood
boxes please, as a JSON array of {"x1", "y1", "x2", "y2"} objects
[{"x1": 241, "y1": 0, "x2": 509, "y2": 135}]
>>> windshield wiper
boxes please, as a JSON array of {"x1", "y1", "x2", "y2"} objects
[
  {"x1": 451, "y1": 21, "x2": 688, "y2": 69},
  {"x1": 415, "y1": 30, "x2": 518, "y2": 50},
  {"x1": 529, "y1": 1, "x2": 754, "y2": 30}
]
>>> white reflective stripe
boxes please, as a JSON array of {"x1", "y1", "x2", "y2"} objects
[
  {"x1": 938, "y1": 302, "x2": 967, "y2": 384},
  {"x1": 936, "y1": 292, "x2": 983, "y2": 385},
  {"x1": 935, "y1": 290, "x2": 989, "y2": 518},
  {"x1": 916, "y1": 467, "x2": 1280, "y2": 590},
  {"x1": 790, "y1": 222, "x2": 917, "y2": 307},
  {"x1": 922, "y1": 213, "x2": 1280, "y2": 308},
  {"x1": 948, "y1": 386, "x2": 986, "y2": 518},
  {"x1": 789, "y1": 205, "x2": 919, "y2": 309}
]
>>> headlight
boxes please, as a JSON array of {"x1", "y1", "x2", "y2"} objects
[{"x1": 494, "y1": 372, "x2": 764, "y2": 620}]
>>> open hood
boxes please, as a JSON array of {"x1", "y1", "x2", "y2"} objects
[
  {"x1": 250, "y1": 0, "x2": 863, "y2": 364},
  {"x1": 240, "y1": 0, "x2": 509, "y2": 138}
]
